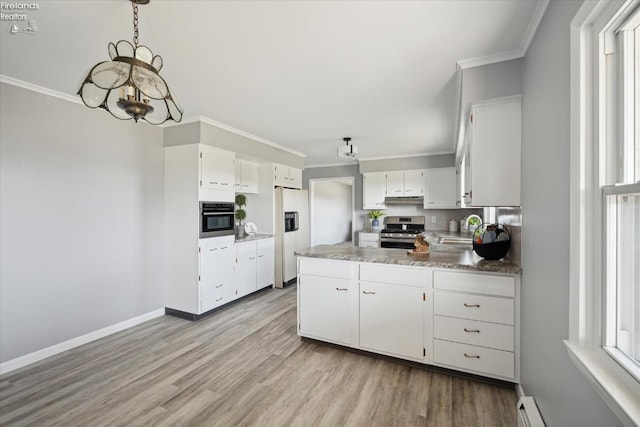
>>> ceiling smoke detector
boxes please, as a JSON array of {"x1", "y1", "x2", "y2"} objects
[{"x1": 338, "y1": 137, "x2": 358, "y2": 159}]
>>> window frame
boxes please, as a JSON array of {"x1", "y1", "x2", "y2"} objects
[{"x1": 567, "y1": 1, "x2": 640, "y2": 426}]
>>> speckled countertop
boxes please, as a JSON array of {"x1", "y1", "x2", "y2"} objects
[
  {"x1": 295, "y1": 245, "x2": 522, "y2": 274},
  {"x1": 235, "y1": 233, "x2": 274, "y2": 243}
]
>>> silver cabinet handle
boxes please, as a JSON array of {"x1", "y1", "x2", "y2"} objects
[
  {"x1": 215, "y1": 284, "x2": 223, "y2": 288},
  {"x1": 336, "y1": 288, "x2": 348, "y2": 291},
  {"x1": 210, "y1": 181, "x2": 218, "y2": 185},
  {"x1": 362, "y1": 291, "x2": 376, "y2": 295},
  {"x1": 464, "y1": 353, "x2": 480, "y2": 359},
  {"x1": 221, "y1": 246, "x2": 228, "y2": 249},
  {"x1": 427, "y1": 201, "x2": 435, "y2": 205},
  {"x1": 464, "y1": 303, "x2": 480, "y2": 308},
  {"x1": 221, "y1": 182, "x2": 229, "y2": 186},
  {"x1": 258, "y1": 255, "x2": 264, "y2": 258},
  {"x1": 464, "y1": 328, "x2": 480, "y2": 333},
  {"x1": 249, "y1": 257, "x2": 255, "y2": 260},
  {"x1": 209, "y1": 248, "x2": 218, "y2": 252},
  {"x1": 395, "y1": 190, "x2": 402, "y2": 193},
  {"x1": 216, "y1": 297, "x2": 223, "y2": 302}
]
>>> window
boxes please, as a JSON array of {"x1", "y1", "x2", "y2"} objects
[
  {"x1": 602, "y1": 4, "x2": 640, "y2": 380},
  {"x1": 568, "y1": 1, "x2": 640, "y2": 425}
]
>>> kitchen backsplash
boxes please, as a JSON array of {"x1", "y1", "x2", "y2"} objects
[
  {"x1": 497, "y1": 207, "x2": 522, "y2": 265},
  {"x1": 364, "y1": 205, "x2": 483, "y2": 232}
]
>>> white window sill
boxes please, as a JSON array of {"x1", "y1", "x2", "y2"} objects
[{"x1": 564, "y1": 340, "x2": 640, "y2": 427}]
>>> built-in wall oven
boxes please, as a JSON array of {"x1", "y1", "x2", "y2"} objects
[{"x1": 199, "y1": 202, "x2": 235, "y2": 238}]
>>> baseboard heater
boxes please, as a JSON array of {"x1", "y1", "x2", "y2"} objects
[{"x1": 517, "y1": 396, "x2": 545, "y2": 427}]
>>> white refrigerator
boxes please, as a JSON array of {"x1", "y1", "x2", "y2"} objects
[{"x1": 274, "y1": 187, "x2": 309, "y2": 288}]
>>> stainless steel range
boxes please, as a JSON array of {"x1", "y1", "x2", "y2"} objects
[{"x1": 380, "y1": 216, "x2": 426, "y2": 249}]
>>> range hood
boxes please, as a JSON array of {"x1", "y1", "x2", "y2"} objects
[{"x1": 384, "y1": 196, "x2": 424, "y2": 205}]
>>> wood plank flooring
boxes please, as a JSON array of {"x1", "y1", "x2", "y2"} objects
[{"x1": 0, "y1": 285, "x2": 517, "y2": 426}]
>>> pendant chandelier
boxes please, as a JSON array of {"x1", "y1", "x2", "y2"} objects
[{"x1": 77, "y1": 0, "x2": 183, "y2": 125}]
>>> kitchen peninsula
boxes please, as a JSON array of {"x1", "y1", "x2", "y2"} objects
[{"x1": 295, "y1": 244, "x2": 521, "y2": 383}]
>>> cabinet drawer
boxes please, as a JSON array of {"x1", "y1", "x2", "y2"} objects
[
  {"x1": 359, "y1": 241, "x2": 379, "y2": 248},
  {"x1": 200, "y1": 273, "x2": 235, "y2": 298},
  {"x1": 236, "y1": 241, "x2": 257, "y2": 253},
  {"x1": 200, "y1": 286, "x2": 236, "y2": 313},
  {"x1": 434, "y1": 270, "x2": 514, "y2": 297},
  {"x1": 299, "y1": 258, "x2": 352, "y2": 280},
  {"x1": 434, "y1": 315, "x2": 514, "y2": 351},
  {"x1": 359, "y1": 264, "x2": 424, "y2": 287},
  {"x1": 434, "y1": 291, "x2": 514, "y2": 325},
  {"x1": 359, "y1": 232, "x2": 379, "y2": 242},
  {"x1": 434, "y1": 339, "x2": 514, "y2": 379}
]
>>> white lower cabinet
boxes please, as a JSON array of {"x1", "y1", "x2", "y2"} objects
[
  {"x1": 236, "y1": 237, "x2": 275, "y2": 298},
  {"x1": 432, "y1": 270, "x2": 518, "y2": 381},
  {"x1": 359, "y1": 281, "x2": 424, "y2": 360},
  {"x1": 297, "y1": 256, "x2": 520, "y2": 382},
  {"x1": 299, "y1": 275, "x2": 352, "y2": 345}
]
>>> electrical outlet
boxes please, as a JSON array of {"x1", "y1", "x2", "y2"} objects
[{"x1": 431, "y1": 216, "x2": 437, "y2": 223}]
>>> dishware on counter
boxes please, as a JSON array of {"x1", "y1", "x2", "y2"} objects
[
  {"x1": 448, "y1": 219, "x2": 459, "y2": 232},
  {"x1": 472, "y1": 223, "x2": 510, "y2": 260},
  {"x1": 244, "y1": 222, "x2": 257, "y2": 236}
]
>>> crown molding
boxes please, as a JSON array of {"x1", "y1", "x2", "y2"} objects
[
  {"x1": 358, "y1": 150, "x2": 454, "y2": 162},
  {"x1": 0, "y1": 75, "x2": 82, "y2": 105},
  {"x1": 305, "y1": 160, "x2": 360, "y2": 169},
  {"x1": 457, "y1": 0, "x2": 550, "y2": 70}
]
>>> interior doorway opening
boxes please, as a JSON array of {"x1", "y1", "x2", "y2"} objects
[{"x1": 309, "y1": 177, "x2": 355, "y2": 246}]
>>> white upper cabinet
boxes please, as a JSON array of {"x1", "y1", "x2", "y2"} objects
[
  {"x1": 424, "y1": 168, "x2": 457, "y2": 208},
  {"x1": 403, "y1": 170, "x2": 425, "y2": 196},
  {"x1": 200, "y1": 145, "x2": 235, "y2": 201},
  {"x1": 274, "y1": 163, "x2": 302, "y2": 189},
  {"x1": 235, "y1": 159, "x2": 259, "y2": 194},
  {"x1": 464, "y1": 95, "x2": 521, "y2": 207},
  {"x1": 386, "y1": 171, "x2": 405, "y2": 196},
  {"x1": 386, "y1": 171, "x2": 424, "y2": 196},
  {"x1": 363, "y1": 172, "x2": 387, "y2": 209}
]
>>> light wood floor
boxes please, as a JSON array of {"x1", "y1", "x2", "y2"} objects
[{"x1": 0, "y1": 285, "x2": 517, "y2": 426}]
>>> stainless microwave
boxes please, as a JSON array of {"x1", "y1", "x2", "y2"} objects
[{"x1": 199, "y1": 202, "x2": 235, "y2": 238}]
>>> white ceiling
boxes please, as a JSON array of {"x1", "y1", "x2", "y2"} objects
[{"x1": 0, "y1": 1, "x2": 545, "y2": 167}]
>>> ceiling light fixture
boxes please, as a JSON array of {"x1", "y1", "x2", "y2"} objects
[
  {"x1": 77, "y1": 0, "x2": 183, "y2": 125},
  {"x1": 338, "y1": 137, "x2": 358, "y2": 159}
]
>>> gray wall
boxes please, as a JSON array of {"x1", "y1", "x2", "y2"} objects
[
  {"x1": 359, "y1": 154, "x2": 454, "y2": 174},
  {"x1": 164, "y1": 121, "x2": 305, "y2": 169},
  {"x1": 462, "y1": 58, "x2": 524, "y2": 107},
  {"x1": 0, "y1": 83, "x2": 164, "y2": 363},
  {"x1": 520, "y1": 2, "x2": 620, "y2": 425}
]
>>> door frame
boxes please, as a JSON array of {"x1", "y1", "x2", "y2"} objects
[{"x1": 308, "y1": 176, "x2": 355, "y2": 246}]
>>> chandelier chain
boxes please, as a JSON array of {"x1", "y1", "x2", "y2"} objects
[{"x1": 132, "y1": 1, "x2": 139, "y2": 48}]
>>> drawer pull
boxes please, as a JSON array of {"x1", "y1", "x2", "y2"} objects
[
  {"x1": 215, "y1": 284, "x2": 223, "y2": 288},
  {"x1": 336, "y1": 288, "x2": 348, "y2": 291},
  {"x1": 216, "y1": 297, "x2": 223, "y2": 302},
  {"x1": 362, "y1": 291, "x2": 376, "y2": 295},
  {"x1": 464, "y1": 353, "x2": 480, "y2": 359},
  {"x1": 464, "y1": 328, "x2": 480, "y2": 333},
  {"x1": 464, "y1": 303, "x2": 480, "y2": 308}
]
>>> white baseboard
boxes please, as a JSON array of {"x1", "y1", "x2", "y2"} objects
[
  {"x1": 516, "y1": 384, "x2": 526, "y2": 399},
  {"x1": 0, "y1": 308, "x2": 165, "y2": 375}
]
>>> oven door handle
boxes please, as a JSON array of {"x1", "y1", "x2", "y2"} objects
[{"x1": 202, "y1": 212, "x2": 233, "y2": 215}]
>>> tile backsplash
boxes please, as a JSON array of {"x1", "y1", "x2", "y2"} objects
[
  {"x1": 363, "y1": 205, "x2": 483, "y2": 232},
  {"x1": 496, "y1": 207, "x2": 522, "y2": 265}
]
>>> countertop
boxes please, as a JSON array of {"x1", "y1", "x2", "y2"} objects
[
  {"x1": 235, "y1": 233, "x2": 274, "y2": 243},
  {"x1": 295, "y1": 244, "x2": 522, "y2": 274}
]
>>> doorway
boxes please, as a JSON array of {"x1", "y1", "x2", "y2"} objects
[{"x1": 309, "y1": 177, "x2": 355, "y2": 246}]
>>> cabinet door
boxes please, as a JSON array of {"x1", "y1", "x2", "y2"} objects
[
  {"x1": 256, "y1": 239, "x2": 274, "y2": 288},
  {"x1": 299, "y1": 275, "x2": 352, "y2": 345},
  {"x1": 236, "y1": 250, "x2": 257, "y2": 297},
  {"x1": 234, "y1": 160, "x2": 243, "y2": 192},
  {"x1": 363, "y1": 173, "x2": 387, "y2": 209},
  {"x1": 403, "y1": 170, "x2": 424, "y2": 196},
  {"x1": 201, "y1": 146, "x2": 235, "y2": 190},
  {"x1": 424, "y1": 168, "x2": 457, "y2": 208},
  {"x1": 359, "y1": 281, "x2": 424, "y2": 359},
  {"x1": 289, "y1": 167, "x2": 302, "y2": 189},
  {"x1": 241, "y1": 161, "x2": 259, "y2": 193},
  {"x1": 386, "y1": 171, "x2": 404, "y2": 196},
  {"x1": 199, "y1": 236, "x2": 235, "y2": 283},
  {"x1": 469, "y1": 96, "x2": 521, "y2": 206}
]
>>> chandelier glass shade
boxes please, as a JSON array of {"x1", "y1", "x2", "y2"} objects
[{"x1": 77, "y1": 1, "x2": 183, "y2": 125}]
